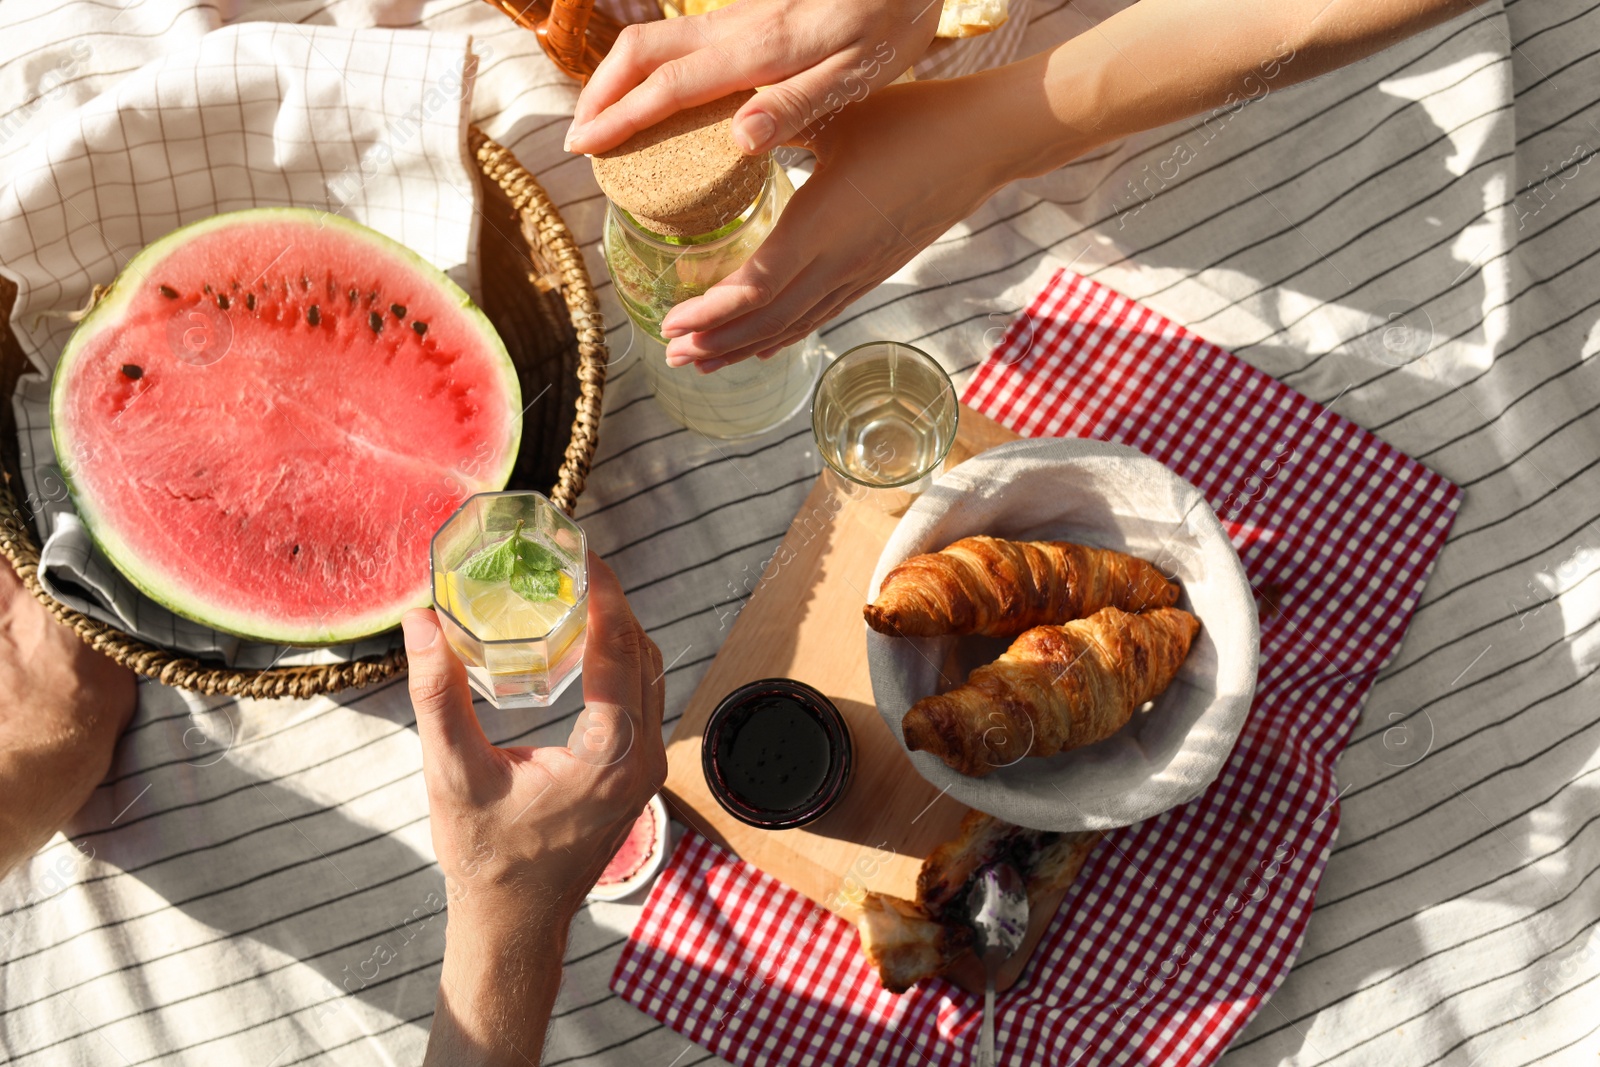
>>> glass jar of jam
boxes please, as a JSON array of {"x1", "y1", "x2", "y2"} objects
[
  {"x1": 594, "y1": 94, "x2": 822, "y2": 440},
  {"x1": 702, "y1": 677, "x2": 853, "y2": 829}
]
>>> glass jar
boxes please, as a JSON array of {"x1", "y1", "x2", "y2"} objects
[{"x1": 603, "y1": 158, "x2": 823, "y2": 440}]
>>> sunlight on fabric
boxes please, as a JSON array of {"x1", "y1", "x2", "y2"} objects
[
  {"x1": 1447, "y1": 175, "x2": 1513, "y2": 356},
  {"x1": 1524, "y1": 772, "x2": 1600, "y2": 871},
  {"x1": 1379, "y1": 52, "x2": 1509, "y2": 176},
  {"x1": 1521, "y1": 543, "x2": 1600, "y2": 649},
  {"x1": 1581, "y1": 317, "x2": 1600, "y2": 360}
]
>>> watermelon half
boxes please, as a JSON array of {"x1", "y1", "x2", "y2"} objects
[{"x1": 50, "y1": 209, "x2": 522, "y2": 646}]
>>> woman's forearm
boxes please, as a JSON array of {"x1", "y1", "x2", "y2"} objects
[
  {"x1": 649, "y1": 0, "x2": 1487, "y2": 365},
  {"x1": 987, "y1": 0, "x2": 1481, "y2": 180}
]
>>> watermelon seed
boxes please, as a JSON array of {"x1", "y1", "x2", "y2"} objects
[
  {"x1": 301, "y1": 275, "x2": 311, "y2": 291},
  {"x1": 216, "y1": 294, "x2": 230, "y2": 310},
  {"x1": 292, "y1": 544, "x2": 300, "y2": 556},
  {"x1": 307, "y1": 305, "x2": 321, "y2": 326},
  {"x1": 245, "y1": 293, "x2": 256, "y2": 311},
  {"x1": 121, "y1": 364, "x2": 143, "y2": 380},
  {"x1": 369, "y1": 311, "x2": 384, "y2": 333},
  {"x1": 367, "y1": 290, "x2": 378, "y2": 306},
  {"x1": 348, "y1": 288, "x2": 358, "y2": 303},
  {"x1": 413, "y1": 321, "x2": 428, "y2": 337},
  {"x1": 203, "y1": 284, "x2": 213, "y2": 295},
  {"x1": 158, "y1": 285, "x2": 178, "y2": 299},
  {"x1": 391, "y1": 303, "x2": 407, "y2": 319}
]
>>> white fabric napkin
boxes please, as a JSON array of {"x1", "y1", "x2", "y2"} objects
[
  {"x1": 866, "y1": 437, "x2": 1261, "y2": 831},
  {"x1": 2, "y1": 23, "x2": 483, "y2": 668}
]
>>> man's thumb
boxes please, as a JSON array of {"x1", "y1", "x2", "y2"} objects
[{"x1": 403, "y1": 610, "x2": 490, "y2": 788}]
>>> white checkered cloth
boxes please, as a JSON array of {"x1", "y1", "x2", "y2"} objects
[{"x1": 1, "y1": 0, "x2": 1597, "y2": 1065}]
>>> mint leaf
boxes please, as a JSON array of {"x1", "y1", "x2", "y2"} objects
[
  {"x1": 515, "y1": 538, "x2": 563, "y2": 573},
  {"x1": 460, "y1": 534, "x2": 518, "y2": 581},
  {"x1": 510, "y1": 567, "x2": 561, "y2": 602}
]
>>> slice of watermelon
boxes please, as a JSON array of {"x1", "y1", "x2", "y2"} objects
[{"x1": 50, "y1": 209, "x2": 522, "y2": 646}]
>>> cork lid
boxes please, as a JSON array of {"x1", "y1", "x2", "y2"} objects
[{"x1": 591, "y1": 90, "x2": 768, "y2": 238}]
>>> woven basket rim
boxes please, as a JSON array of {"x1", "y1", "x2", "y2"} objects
[{"x1": 0, "y1": 125, "x2": 608, "y2": 700}]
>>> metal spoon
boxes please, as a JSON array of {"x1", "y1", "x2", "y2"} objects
[{"x1": 968, "y1": 862, "x2": 1029, "y2": 1067}]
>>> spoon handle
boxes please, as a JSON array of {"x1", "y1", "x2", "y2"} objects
[{"x1": 977, "y1": 978, "x2": 997, "y2": 1067}]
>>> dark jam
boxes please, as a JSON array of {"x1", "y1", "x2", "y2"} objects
[
  {"x1": 716, "y1": 697, "x2": 832, "y2": 811},
  {"x1": 703, "y1": 678, "x2": 853, "y2": 829}
]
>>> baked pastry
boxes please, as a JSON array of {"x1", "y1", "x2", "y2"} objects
[
  {"x1": 937, "y1": 0, "x2": 1009, "y2": 37},
  {"x1": 856, "y1": 892, "x2": 973, "y2": 994},
  {"x1": 856, "y1": 811, "x2": 1101, "y2": 992},
  {"x1": 902, "y1": 606, "x2": 1200, "y2": 777},
  {"x1": 917, "y1": 810, "x2": 1099, "y2": 922},
  {"x1": 662, "y1": 0, "x2": 1008, "y2": 37},
  {"x1": 864, "y1": 536, "x2": 1178, "y2": 639}
]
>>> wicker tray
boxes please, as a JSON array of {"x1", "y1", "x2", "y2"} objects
[{"x1": 0, "y1": 126, "x2": 607, "y2": 700}]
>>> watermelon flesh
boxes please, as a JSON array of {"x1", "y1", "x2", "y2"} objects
[
  {"x1": 51, "y1": 209, "x2": 521, "y2": 645},
  {"x1": 598, "y1": 801, "x2": 659, "y2": 886}
]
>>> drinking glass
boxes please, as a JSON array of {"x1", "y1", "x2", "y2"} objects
[
  {"x1": 811, "y1": 342, "x2": 959, "y2": 496},
  {"x1": 430, "y1": 491, "x2": 588, "y2": 709}
]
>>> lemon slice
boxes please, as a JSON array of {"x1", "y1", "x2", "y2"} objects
[{"x1": 470, "y1": 583, "x2": 567, "y2": 640}]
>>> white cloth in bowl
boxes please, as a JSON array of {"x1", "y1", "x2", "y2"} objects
[
  {"x1": 866, "y1": 436, "x2": 1259, "y2": 831},
  {"x1": 2, "y1": 23, "x2": 482, "y2": 668}
]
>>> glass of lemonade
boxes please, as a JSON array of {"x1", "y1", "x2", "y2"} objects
[
  {"x1": 811, "y1": 342, "x2": 960, "y2": 496},
  {"x1": 429, "y1": 491, "x2": 588, "y2": 709}
]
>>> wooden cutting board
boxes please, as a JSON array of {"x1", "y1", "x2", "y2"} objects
[{"x1": 663, "y1": 404, "x2": 1074, "y2": 995}]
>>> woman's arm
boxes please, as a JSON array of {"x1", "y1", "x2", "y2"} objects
[
  {"x1": 1009, "y1": 0, "x2": 1480, "y2": 179},
  {"x1": 655, "y1": 0, "x2": 1481, "y2": 369}
]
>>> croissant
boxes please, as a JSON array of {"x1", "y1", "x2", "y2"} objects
[
  {"x1": 902, "y1": 606, "x2": 1199, "y2": 777},
  {"x1": 863, "y1": 536, "x2": 1178, "y2": 638}
]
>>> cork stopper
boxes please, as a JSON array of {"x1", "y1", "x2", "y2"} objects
[{"x1": 591, "y1": 90, "x2": 768, "y2": 238}]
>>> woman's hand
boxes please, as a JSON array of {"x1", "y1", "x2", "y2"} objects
[
  {"x1": 628, "y1": 0, "x2": 1483, "y2": 372},
  {"x1": 564, "y1": 0, "x2": 941, "y2": 157},
  {"x1": 408, "y1": 554, "x2": 666, "y2": 1065},
  {"x1": 657, "y1": 59, "x2": 1062, "y2": 370}
]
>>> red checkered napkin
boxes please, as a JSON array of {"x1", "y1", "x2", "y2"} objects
[{"x1": 612, "y1": 269, "x2": 1462, "y2": 1066}]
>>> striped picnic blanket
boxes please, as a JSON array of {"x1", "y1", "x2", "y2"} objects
[{"x1": 0, "y1": 0, "x2": 1595, "y2": 1064}]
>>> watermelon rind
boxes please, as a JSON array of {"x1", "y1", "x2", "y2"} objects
[{"x1": 49, "y1": 208, "x2": 523, "y2": 647}]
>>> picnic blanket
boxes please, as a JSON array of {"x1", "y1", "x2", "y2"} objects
[
  {"x1": 1, "y1": 0, "x2": 1597, "y2": 1064},
  {"x1": 610, "y1": 267, "x2": 1461, "y2": 1065}
]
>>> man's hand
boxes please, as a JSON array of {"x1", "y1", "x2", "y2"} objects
[
  {"x1": 0, "y1": 556, "x2": 137, "y2": 878},
  {"x1": 408, "y1": 553, "x2": 666, "y2": 1066},
  {"x1": 564, "y1": 0, "x2": 940, "y2": 157}
]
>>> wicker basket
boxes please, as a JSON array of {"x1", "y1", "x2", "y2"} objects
[{"x1": 0, "y1": 127, "x2": 607, "y2": 700}]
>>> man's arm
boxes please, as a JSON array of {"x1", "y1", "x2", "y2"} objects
[
  {"x1": 427, "y1": 921, "x2": 567, "y2": 1064},
  {"x1": 405, "y1": 554, "x2": 667, "y2": 1064},
  {"x1": 0, "y1": 557, "x2": 136, "y2": 876}
]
